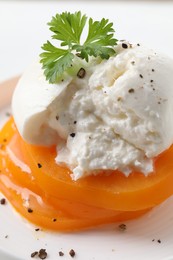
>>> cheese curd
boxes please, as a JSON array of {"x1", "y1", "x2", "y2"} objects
[{"x1": 12, "y1": 43, "x2": 173, "y2": 180}]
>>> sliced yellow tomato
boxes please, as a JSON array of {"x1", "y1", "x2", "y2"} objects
[
  {"x1": 18, "y1": 120, "x2": 173, "y2": 211},
  {"x1": 0, "y1": 118, "x2": 151, "y2": 231}
]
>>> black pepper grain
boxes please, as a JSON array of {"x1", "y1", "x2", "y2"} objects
[
  {"x1": 38, "y1": 249, "x2": 47, "y2": 259},
  {"x1": 28, "y1": 208, "x2": 33, "y2": 213},
  {"x1": 73, "y1": 121, "x2": 77, "y2": 124},
  {"x1": 52, "y1": 218, "x2": 57, "y2": 222},
  {"x1": 128, "y1": 88, "x2": 135, "y2": 93},
  {"x1": 59, "y1": 251, "x2": 64, "y2": 256},
  {"x1": 37, "y1": 163, "x2": 42, "y2": 168},
  {"x1": 69, "y1": 249, "x2": 75, "y2": 257},
  {"x1": 35, "y1": 228, "x2": 40, "y2": 231},
  {"x1": 70, "y1": 133, "x2": 76, "y2": 138},
  {"x1": 150, "y1": 80, "x2": 153, "y2": 83},
  {"x1": 0, "y1": 198, "x2": 6, "y2": 205},
  {"x1": 31, "y1": 251, "x2": 38, "y2": 258},
  {"x1": 157, "y1": 239, "x2": 161, "y2": 243},
  {"x1": 118, "y1": 223, "x2": 127, "y2": 231},
  {"x1": 56, "y1": 115, "x2": 59, "y2": 120},
  {"x1": 117, "y1": 97, "x2": 122, "y2": 102},
  {"x1": 131, "y1": 61, "x2": 135, "y2": 65},
  {"x1": 152, "y1": 69, "x2": 155, "y2": 72},
  {"x1": 77, "y1": 68, "x2": 86, "y2": 79},
  {"x1": 139, "y1": 74, "x2": 143, "y2": 78},
  {"x1": 137, "y1": 43, "x2": 140, "y2": 46},
  {"x1": 122, "y1": 43, "x2": 128, "y2": 49}
]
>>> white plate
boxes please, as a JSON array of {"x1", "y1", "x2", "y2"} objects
[{"x1": 1, "y1": 81, "x2": 173, "y2": 260}]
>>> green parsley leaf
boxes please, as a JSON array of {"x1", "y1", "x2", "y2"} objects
[
  {"x1": 40, "y1": 11, "x2": 117, "y2": 83},
  {"x1": 40, "y1": 41, "x2": 74, "y2": 83},
  {"x1": 49, "y1": 11, "x2": 87, "y2": 47},
  {"x1": 74, "y1": 18, "x2": 117, "y2": 62}
]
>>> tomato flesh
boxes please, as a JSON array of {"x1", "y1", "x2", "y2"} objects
[{"x1": 0, "y1": 118, "x2": 152, "y2": 231}]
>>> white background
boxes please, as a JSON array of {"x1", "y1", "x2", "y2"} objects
[{"x1": 0, "y1": 0, "x2": 173, "y2": 82}]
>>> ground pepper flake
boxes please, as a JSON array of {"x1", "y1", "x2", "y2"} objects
[
  {"x1": 77, "y1": 68, "x2": 86, "y2": 79},
  {"x1": 118, "y1": 223, "x2": 127, "y2": 231},
  {"x1": 152, "y1": 238, "x2": 161, "y2": 244},
  {"x1": 122, "y1": 43, "x2": 128, "y2": 49},
  {"x1": 38, "y1": 249, "x2": 47, "y2": 259},
  {"x1": 69, "y1": 249, "x2": 75, "y2": 257},
  {"x1": 28, "y1": 208, "x2": 33, "y2": 213},
  {"x1": 31, "y1": 251, "x2": 38, "y2": 258},
  {"x1": 52, "y1": 218, "x2": 57, "y2": 222},
  {"x1": 35, "y1": 228, "x2": 40, "y2": 231},
  {"x1": 0, "y1": 198, "x2": 6, "y2": 205},
  {"x1": 128, "y1": 88, "x2": 135, "y2": 93},
  {"x1": 70, "y1": 133, "x2": 76, "y2": 138},
  {"x1": 117, "y1": 97, "x2": 122, "y2": 102},
  {"x1": 59, "y1": 251, "x2": 64, "y2": 256},
  {"x1": 37, "y1": 163, "x2": 42, "y2": 168},
  {"x1": 139, "y1": 74, "x2": 143, "y2": 78}
]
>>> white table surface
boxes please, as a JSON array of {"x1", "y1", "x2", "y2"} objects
[{"x1": 0, "y1": 0, "x2": 173, "y2": 82}]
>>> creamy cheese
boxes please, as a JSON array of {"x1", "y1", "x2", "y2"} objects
[{"x1": 12, "y1": 43, "x2": 173, "y2": 180}]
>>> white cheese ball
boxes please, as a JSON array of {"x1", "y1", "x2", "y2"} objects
[{"x1": 12, "y1": 43, "x2": 173, "y2": 180}]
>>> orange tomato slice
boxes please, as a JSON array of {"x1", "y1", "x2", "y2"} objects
[
  {"x1": 0, "y1": 173, "x2": 150, "y2": 231},
  {"x1": 18, "y1": 121, "x2": 173, "y2": 211},
  {"x1": 0, "y1": 118, "x2": 151, "y2": 231}
]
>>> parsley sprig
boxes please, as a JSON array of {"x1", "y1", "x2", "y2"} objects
[{"x1": 40, "y1": 11, "x2": 117, "y2": 83}]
